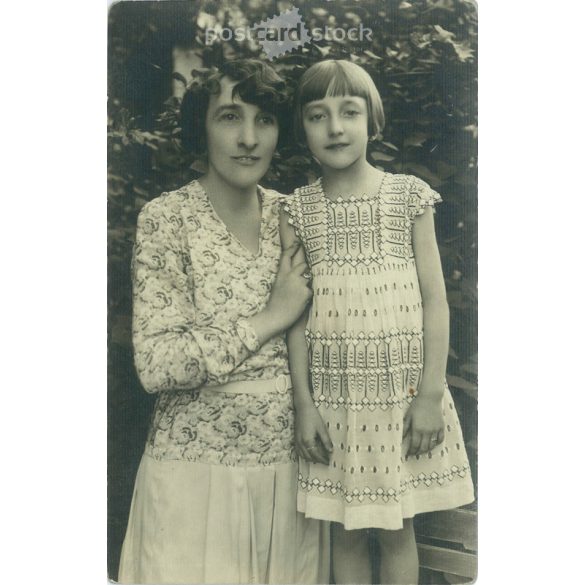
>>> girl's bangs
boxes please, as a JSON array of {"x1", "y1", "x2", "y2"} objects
[{"x1": 301, "y1": 64, "x2": 370, "y2": 106}]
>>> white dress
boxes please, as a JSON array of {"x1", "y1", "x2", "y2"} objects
[
  {"x1": 118, "y1": 180, "x2": 329, "y2": 584},
  {"x1": 282, "y1": 173, "x2": 475, "y2": 531}
]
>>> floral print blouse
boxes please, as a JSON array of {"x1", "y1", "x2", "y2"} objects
[{"x1": 132, "y1": 180, "x2": 295, "y2": 466}]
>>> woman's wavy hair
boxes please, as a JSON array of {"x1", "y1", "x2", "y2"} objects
[{"x1": 180, "y1": 59, "x2": 289, "y2": 156}]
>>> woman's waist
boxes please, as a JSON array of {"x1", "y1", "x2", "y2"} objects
[
  {"x1": 146, "y1": 377, "x2": 296, "y2": 465},
  {"x1": 226, "y1": 339, "x2": 289, "y2": 378},
  {"x1": 199, "y1": 374, "x2": 291, "y2": 396}
]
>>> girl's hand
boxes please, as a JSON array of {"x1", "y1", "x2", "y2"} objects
[
  {"x1": 403, "y1": 393, "x2": 445, "y2": 457},
  {"x1": 265, "y1": 241, "x2": 312, "y2": 330},
  {"x1": 295, "y1": 402, "x2": 333, "y2": 465}
]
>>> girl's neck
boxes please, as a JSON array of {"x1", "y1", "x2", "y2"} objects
[{"x1": 321, "y1": 159, "x2": 384, "y2": 201}]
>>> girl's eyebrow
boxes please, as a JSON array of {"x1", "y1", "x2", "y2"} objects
[
  {"x1": 304, "y1": 98, "x2": 364, "y2": 110},
  {"x1": 340, "y1": 98, "x2": 363, "y2": 107},
  {"x1": 303, "y1": 103, "x2": 328, "y2": 114}
]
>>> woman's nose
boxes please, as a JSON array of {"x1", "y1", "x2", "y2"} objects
[{"x1": 238, "y1": 120, "x2": 258, "y2": 149}]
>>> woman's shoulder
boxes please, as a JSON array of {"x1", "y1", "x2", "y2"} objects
[
  {"x1": 139, "y1": 180, "x2": 200, "y2": 220},
  {"x1": 259, "y1": 185, "x2": 285, "y2": 205}
]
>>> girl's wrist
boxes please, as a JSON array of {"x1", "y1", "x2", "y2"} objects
[{"x1": 416, "y1": 381, "x2": 445, "y2": 400}]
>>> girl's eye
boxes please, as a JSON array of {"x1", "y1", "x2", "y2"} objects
[
  {"x1": 258, "y1": 115, "x2": 276, "y2": 125},
  {"x1": 344, "y1": 110, "x2": 360, "y2": 117}
]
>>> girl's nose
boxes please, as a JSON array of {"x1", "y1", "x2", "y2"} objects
[
  {"x1": 238, "y1": 120, "x2": 258, "y2": 149},
  {"x1": 328, "y1": 114, "x2": 344, "y2": 136}
]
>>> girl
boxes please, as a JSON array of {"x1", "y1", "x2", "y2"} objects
[
  {"x1": 281, "y1": 60, "x2": 475, "y2": 584},
  {"x1": 118, "y1": 60, "x2": 329, "y2": 584}
]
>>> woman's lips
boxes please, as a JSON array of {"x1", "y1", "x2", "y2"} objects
[{"x1": 232, "y1": 155, "x2": 261, "y2": 165}]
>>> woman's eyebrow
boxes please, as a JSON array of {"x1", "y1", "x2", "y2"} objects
[{"x1": 211, "y1": 104, "x2": 243, "y2": 117}]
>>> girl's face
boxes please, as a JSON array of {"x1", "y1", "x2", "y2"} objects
[
  {"x1": 302, "y1": 95, "x2": 369, "y2": 172},
  {"x1": 205, "y1": 76, "x2": 279, "y2": 190}
]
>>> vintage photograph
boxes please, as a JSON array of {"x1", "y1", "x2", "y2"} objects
[{"x1": 107, "y1": 1, "x2": 478, "y2": 583}]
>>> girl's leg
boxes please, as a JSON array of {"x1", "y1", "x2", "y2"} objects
[
  {"x1": 377, "y1": 519, "x2": 419, "y2": 585},
  {"x1": 331, "y1": 523, "x2": 372, "y2": 584}
]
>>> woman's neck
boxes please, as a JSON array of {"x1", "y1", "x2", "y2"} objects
[
  {"x1": 321, "y1": 159, "x2": 384, "y2": 201},
  {"x1": 199, "y1": 170, "x2": 259, "y2": 214}
]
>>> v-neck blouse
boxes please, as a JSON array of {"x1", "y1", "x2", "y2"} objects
[
  {"x1": 132, "y1": 179, "x2": 288, "y2": 395},
  {"x1": 201, "y1": 183, "x2": 266, "y2": 258}
]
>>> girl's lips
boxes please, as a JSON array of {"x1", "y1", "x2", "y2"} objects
[{"x1": 325, "y1": 143, "x2": 350, "y2": 150}]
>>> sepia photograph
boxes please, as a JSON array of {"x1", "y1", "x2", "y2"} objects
[{"x1": 107, "y1": 1, "x2": 478, "y2": 583}]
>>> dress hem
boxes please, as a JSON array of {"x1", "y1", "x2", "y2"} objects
[{"x1": 297, "y1": 486, "x2": 475, "y2": 531}]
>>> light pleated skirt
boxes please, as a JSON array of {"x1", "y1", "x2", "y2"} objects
[{"x1": 118, "y1": 453, "x2": 330, "y2": 584}]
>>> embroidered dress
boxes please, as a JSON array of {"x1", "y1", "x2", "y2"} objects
[
  {"x1": 282, "y1": 173, "x2": 474, "y2": 531},
  {"x1": 118, "y1": 180, "x2": 329, "y2": 584}
]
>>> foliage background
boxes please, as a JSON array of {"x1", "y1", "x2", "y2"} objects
[{"x1": 108, "y1": 0, "x2": 477, "y2": 579}]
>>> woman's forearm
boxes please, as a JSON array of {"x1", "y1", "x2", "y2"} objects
[{"x1": 287, "y1": 309, "x2": 313, "y2": 409}]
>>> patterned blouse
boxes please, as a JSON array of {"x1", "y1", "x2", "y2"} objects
[{"x1": 131, "y1": 180, "x2": 295, "y2": 466}]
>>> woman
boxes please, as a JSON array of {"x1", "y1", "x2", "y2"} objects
[{"x1": 118, "y1": 59, "x2": 329, "y2": 584}]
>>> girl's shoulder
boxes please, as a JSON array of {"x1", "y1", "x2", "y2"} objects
[
  {"x1": 381, "y1": 173, "x2": 442, "y2": 216},
  {"x1": 288, "y1": 178, "x2": 322, "y2": 201},
  {"x1": 381, "y1": 172, "x2": 425, "y2": 190},
  {"x1": 277, "y1": 179, "x2": 322, "y2": 213}
]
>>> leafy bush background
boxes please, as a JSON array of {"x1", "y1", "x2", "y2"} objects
[{"x1": 108, "y1": 0, "x2": 477, "y2": 578}]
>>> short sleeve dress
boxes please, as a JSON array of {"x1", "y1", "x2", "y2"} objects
[
  {"x1": 118, "y1": 180, "x2": 329, "y2": 584},
  {"x1": 282, "y1": 173, "x2": 475, "y2": 531}
]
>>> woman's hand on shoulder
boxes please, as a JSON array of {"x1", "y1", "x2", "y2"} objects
[
  {"x1": 245, "y1": 212, "x2": 312, "y2": 343},
  {"x1": 403, "y1": 389, "x2": 445, "y2": 457},
  {"x1": 263, "y1": 208, "x2": 313, "y2": 330},
  {"x1": 265, "y1": 238, "x2": 312, "y2": 328}
]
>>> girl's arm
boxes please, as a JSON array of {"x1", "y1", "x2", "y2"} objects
[
  {"x1": 280, "y1": 209, "x2": 333, "y2": 465},
  {"x1": 404, "y1": 206, "x2": 448, "y2": 455},
  {"x1": 133, "y1": 198, "x2": 311, "y2": 393}
]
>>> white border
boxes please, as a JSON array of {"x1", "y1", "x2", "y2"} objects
[{"x1": 3, "y1": 1, "x2": 583, "y2": 583}]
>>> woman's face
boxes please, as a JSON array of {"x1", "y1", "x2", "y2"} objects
[
  {"x1": 302, "y1": 95, "x2": 369, "y2": 171},
  {"x1": 205, "y1": 76, "x2": 279, "y2": 191}
]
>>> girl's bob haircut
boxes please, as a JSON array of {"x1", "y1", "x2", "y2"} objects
[
  {"x1": 180, "y1": 59, "x2": 288, "y2": 155},
  {"x1": 294, "y1": 60, "x2": 385, "y2": 143}
]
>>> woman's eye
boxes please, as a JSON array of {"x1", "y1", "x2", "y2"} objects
[
  {"x1": 219, "y1": 113, "x2": 239, "y2": 122},
  {"x1": 309, "y1": 113, "x2": 325, "y2": 121}
]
